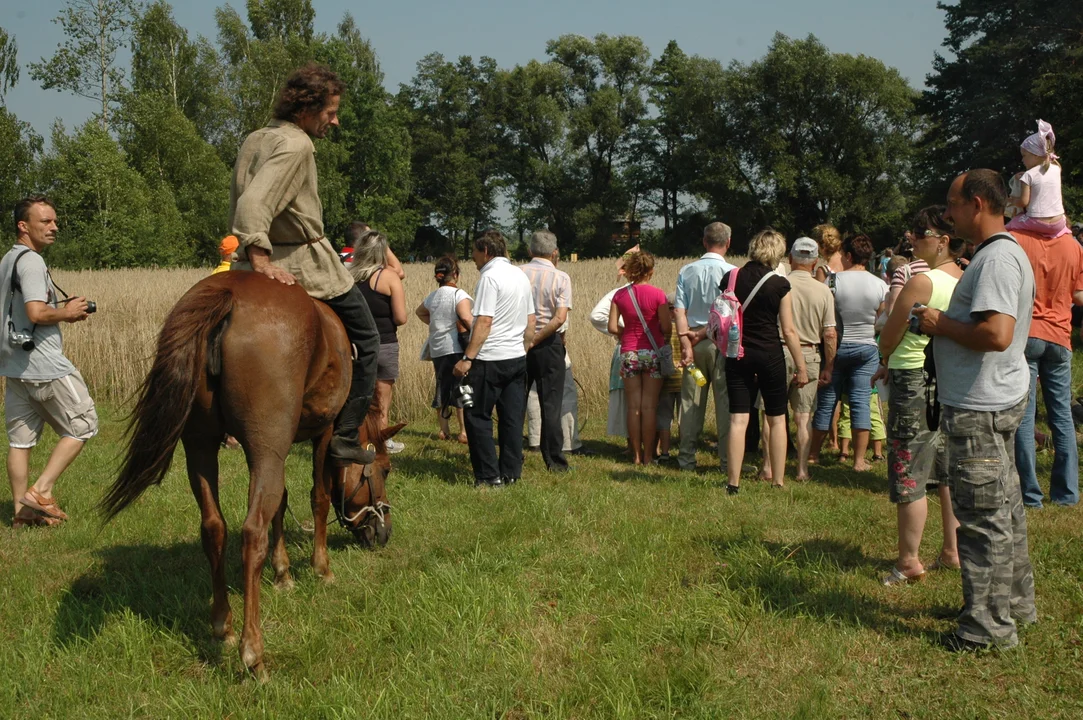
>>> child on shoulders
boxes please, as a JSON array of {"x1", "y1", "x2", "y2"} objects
[{"x1": 1006, "y1": 119, "x2": 1070, "y2": 239}]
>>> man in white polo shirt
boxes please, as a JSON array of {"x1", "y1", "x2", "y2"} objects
[{"x1": 454, "y1": 230, "x2": 536, "y2": 487}]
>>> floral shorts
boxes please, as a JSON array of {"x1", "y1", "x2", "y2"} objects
[{"x1": 619, "y1": 349, "x2": 662, "y2": 379}]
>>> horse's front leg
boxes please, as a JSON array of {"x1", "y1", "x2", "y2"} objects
[{"x1": 310, "y1": 431, "x2": 334, "y2": 582}]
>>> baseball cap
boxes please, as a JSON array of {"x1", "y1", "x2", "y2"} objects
[
  {"x1": 219, "y1": 235, "x2": 239, "y2": 256},
  {"x1": 790, "y1": 236, "x2": 818, "y2": 261}
]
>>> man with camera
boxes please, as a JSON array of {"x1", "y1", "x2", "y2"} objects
[
  {"x1": 454, "y1": 230, "x2": 535, "y2": 487},
  {"x1": 915, "y1": 169, "x2": 1036, "y2": 652},
  {"x1": 2, "y1": 195, "x2": 98, "y2": 528}
]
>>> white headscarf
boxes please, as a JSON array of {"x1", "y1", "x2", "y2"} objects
[{"x1": 1021, "y1": 119, "x2": 1057, "y2": 160}]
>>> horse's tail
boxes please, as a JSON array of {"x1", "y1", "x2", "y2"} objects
[{"x1": 101, "y1": 282, "x2": 234, "y2": 521}]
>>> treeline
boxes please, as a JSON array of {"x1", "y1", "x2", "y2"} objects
[{"x1": 0, "y1": 0, "x2": 1080, "y2": 268}]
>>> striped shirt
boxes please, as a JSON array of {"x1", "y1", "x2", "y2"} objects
[
  {"x1": 890, "y1": 259, "x2": 930, "y2": 290},
  {"x1": 522, "y1": 257, "x2": 572, "y2": 334}
]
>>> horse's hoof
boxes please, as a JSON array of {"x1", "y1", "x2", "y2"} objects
[
  {"x1": 214, "y1": 630, "x2": 237, "y2": 648},
  {"x1": 247, "y1": 662, "x2": 269, "y2": 683},
  {"x1": 274, "y1": 574, "x2": 295, "y2": 591},
  {"x1": 318, "y1": 570, "x2": 335, "y2": 585}
]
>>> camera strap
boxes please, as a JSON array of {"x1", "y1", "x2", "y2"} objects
[{"x1": 7, "y1": 248, "x2": 36, "y2": 340}]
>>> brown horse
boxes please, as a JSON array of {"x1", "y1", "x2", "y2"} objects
[{"x1": 100, "y1": 271, "x2": 404, "y2": 678}]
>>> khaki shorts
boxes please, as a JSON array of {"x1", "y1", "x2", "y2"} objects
[
  {"x1": 6, "y1": 370, "x2": 98, "y2": 447},
  {"x1": 784, "y1": 347, "x2": 821, "y2": 414}
]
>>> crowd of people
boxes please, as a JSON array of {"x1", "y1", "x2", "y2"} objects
[{"x1": 4, "y1": 60, "x2": 1080, "y2": 657}]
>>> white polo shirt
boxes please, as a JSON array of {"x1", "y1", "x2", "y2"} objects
[{"x1": 473, "y1": 256, "x2": 535, "y2": 361}]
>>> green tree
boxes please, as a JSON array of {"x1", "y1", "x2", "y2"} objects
[
  {"x1": 399, "y1": 53, "x2": 502, "y2": 253},
  {"x1": 499, "y1": 34, "x2": 651, "y2": 255},
  {"x1": 316, "y1": 14, "x2": 414, "y2": 247},
  {"x1": 919, "y1": 0, "x2": 1083, "y2": 213},
  {"x1": 0, "y1": 108, "x2": 43, "y2": 215},
  {"x1": 39, "y1": 121, "x2": 187, "y2": 268},
  {"x1": 721, "y1": 33, "x2": 917, "y2": 242},
  {"x1": 29, "y1": 0, "x2": 140, "y2": 127},
  {"x1": 116, "y1": 92, "x2": 231, "y2": 264},
  {"x1": 0, "y1": 26, "x2": 19, "y2": 99},
  {"x1": 214, "y1": 0, "x2": 316, "y2": 161},
  {"x1": 130, "y1": 0, "x2": 227, "y2": 143}
]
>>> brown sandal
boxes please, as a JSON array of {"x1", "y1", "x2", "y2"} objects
[
  {"x1": 21, "y1": 488, "x2": 69, "y2": 521},
  {"x1": 12, "y1": 507, "x2": 62, "y2": 528}
]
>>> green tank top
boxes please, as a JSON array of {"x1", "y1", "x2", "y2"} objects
[{"x1": 888, "y1": 267, "x2": 959, "y2": 370}]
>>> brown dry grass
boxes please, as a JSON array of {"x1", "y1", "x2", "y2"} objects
[{"x1": 53, "y1": 256, "x2": 712, "y2": 421}]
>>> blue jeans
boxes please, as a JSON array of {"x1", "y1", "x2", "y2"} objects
[
  {"x1": 813, "y1": 343, "x2": 879, "y2": 431},
  {"x1": 1015, "y1": 338, "x2": 1079, "y2": 507}
]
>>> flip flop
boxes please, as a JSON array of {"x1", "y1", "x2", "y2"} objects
[
  {"x1": 21, "y1": 488, "x2": 69, "y2": 521},
  {"x1": 881, "y1": 567, "x2": 925, "y2": 586},
  {"x1": 928, "y1": 556, "x2": 961, "y2": 571}
]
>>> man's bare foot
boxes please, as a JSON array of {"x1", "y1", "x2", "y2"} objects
[
  {"x1": 853, "y1": 462, "x2": 870, "y2": 472},
  {"x1": 795, "y1": 473, "x2": 810, "y2": 481}
]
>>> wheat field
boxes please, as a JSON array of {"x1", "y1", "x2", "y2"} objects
[{"x1": 52, "y1": 256, "x2": 706, "y2": 422}]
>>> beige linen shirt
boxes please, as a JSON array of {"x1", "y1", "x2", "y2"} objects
[{"x1": 229, "y1": 119, "x2": 353, "y2": 300}]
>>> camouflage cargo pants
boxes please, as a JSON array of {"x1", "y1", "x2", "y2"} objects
[{"x1": 943, "y1": 396, "x2": 1037, "y2": 648}]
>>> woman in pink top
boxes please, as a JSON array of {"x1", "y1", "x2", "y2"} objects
[{"x1": 608, "y1": 251, "x2": 671, "y2": 465}]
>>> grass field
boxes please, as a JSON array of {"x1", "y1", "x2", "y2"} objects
[
  {"x1": 3, "y1": 410, "x2": 1083, "y2": 718},
  {"x1": 2, "y1": 261, "x2": 1082, "y2": 718}
]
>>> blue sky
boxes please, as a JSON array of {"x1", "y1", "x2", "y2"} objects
[{"x1": 5, "y1": 0, "x2": 950, "y2": 141}]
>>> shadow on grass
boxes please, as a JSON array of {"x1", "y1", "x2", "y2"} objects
[
  {"x1": 704, "y1": 532, "x2": 922, "y2": 637},
  {"x1": 53, "y1": 540, "x2": 228, "y2": 664},
  {"x1": 808, "y1": 460, "x2": 886, "y2": 494}
]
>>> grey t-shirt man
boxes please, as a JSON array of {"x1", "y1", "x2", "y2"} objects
[
  {"x1": 0, "y1": 246, "x2": 77, "y2": 381},
  {"x1": 934, "y1": 234, "x2": 1034, "y2": 411}
]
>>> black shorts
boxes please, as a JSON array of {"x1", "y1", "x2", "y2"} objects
[{"x1": 726, "y1": 349, "x2": 788, "y2": 416}]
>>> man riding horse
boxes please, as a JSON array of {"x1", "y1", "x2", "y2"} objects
[{"x1": 230, "y1": 62, "x2": 378, "y2": 467}]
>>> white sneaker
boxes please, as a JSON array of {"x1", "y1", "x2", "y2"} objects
[{"x1": 385, "y1": 439, "x2": 405, "y2": 454}]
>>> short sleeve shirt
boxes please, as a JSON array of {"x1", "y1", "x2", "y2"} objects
[
  {"x1": 786, "y1": 269, "x2": 835, "y2": 346},
  {"x1": 472, "y1": 257, "x2": 535, "y2": 362},
  {"x1": 833, "y1": 271, "x2": 888, "y2": 346},
  {"x1": 1012, "y1": 228, "x2": 1083, "y2": 349},
  {"x1": 613, "y1": 284, "x2": 668, "y2": 353},
  {"x1": 1021, "y1": 164, "x2": 1064, "y2": 218},
  {"x1": 674, "y1": 253, "x2": 736, "y2": 327},
  {"x1": 721, "y1": 262, "x2": 790, "y2": 355},
  {"x1": 934, "y1": 234, "x2": 1035, "y2": 412},
  {"x1": 521, "y1": 258, "x2": 572, "y2": 334},
  {"x1": 0, "y1": 246, "x2": 77, "y2": 381},
  {"x1": 423, "y1": 286, "x2": 472, "y2": 358}
]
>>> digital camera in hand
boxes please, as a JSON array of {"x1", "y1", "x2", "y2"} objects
[
  {"x1": 454, "y1": 380, "x2": 475, "y2": 409},
  {"x1": 908, "y1": 303, "x2": 925, "y2": 335}
]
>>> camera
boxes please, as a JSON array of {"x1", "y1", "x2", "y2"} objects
[
  {"x1": 85, "y1": 300, "x2": 97, "y2": 314},
  {"x1": 454, "y1": 380, "x2": 475, "y2": 409},
  {"x1": 8, "y1": 328, "x2": 34, "y2": 351},
  {"x1": 908, "y1": 303, "x2": 926, "y2": 335}
]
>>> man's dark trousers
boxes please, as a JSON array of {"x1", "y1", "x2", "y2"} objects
[
  {"x1": 323, "y1": 286, "x2": 379, "y2": 439},
  {"x1": 526, "y1": 333, "x2": 569, "y2": 471},
  {"x1": 464, "y1": 356, "x2": 527, "y2": 482}
]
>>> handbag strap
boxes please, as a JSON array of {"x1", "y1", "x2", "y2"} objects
[
  {"x1": 625, "y1": 285, "x2": 663, "y2": 353},
  {"x1": 742, "y1": 271, "x2": 774, "y2": 313}
]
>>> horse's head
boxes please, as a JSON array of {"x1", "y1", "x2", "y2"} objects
[{"x1": 331, "y1": 422, "x2": 405, "y2": 547}]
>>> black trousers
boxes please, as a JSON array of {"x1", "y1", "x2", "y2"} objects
[
  {"x1": 464, "y1": 356, "x2": 527, "y2": 482},
  {"x1": 323, "y1": 285, "x2": 380, "y2": 439},
  {"x1": 526, "y1": 334, "x2": 569, "y2": 471}
]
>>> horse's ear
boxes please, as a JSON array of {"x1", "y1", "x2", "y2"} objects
[{"x1": 380, "y1": 423, "x2": 407, "y2": 443}]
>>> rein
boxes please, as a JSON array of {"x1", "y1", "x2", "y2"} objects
[{"x1": 332, "y1": 446, "x2": 392, "y2": 533}]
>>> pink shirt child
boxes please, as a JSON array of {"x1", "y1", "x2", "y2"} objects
[{"x1": 613, "y1": 283, "x2": 668, "y2": 353}]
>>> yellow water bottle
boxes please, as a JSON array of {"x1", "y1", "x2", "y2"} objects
[{"x1": 688, "y1": 363, "x2": 707, "y2": 387}]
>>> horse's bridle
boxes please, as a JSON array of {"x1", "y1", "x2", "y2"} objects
[{"x1": 332, "y1": 447, "x2": 392, "y2": 534}]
